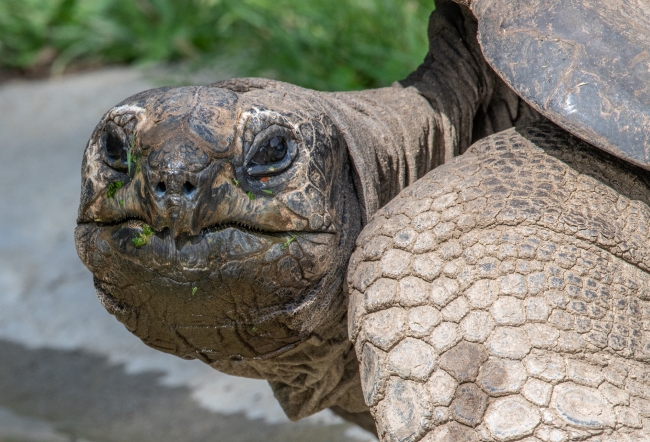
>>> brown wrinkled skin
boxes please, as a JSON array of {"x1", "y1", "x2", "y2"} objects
[{"x1": 74, "y1": 0, "x2": 650, "y2": 439}]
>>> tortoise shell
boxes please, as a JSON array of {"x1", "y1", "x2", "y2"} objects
[{"x1": 467, "y1": 0, "x2": 650, "y2": 168}]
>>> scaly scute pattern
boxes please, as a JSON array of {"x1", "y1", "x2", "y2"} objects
[{"x1": 348, "y1": 121, "x2": 650, "y2": 442}]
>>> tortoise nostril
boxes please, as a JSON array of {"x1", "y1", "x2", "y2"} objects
[
  {"x1": 156, "y1": 182, "x2": 167, "y2": 194},
  {"x1": 182, "y1": 181, "x2": 196, "y2": 196}
]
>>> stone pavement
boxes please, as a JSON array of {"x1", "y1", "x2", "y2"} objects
[{"x1": 0, "y1": 69, "x2": 377, "y2": 442}]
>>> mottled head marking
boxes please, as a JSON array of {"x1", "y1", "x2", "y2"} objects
[{"x1": 142, "y1": 86, "x2": 239, "y2": 156}]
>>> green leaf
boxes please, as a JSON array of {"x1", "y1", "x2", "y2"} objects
[
  {"x1": 192, "y1": 286, "x2": 198, "y2": 295},
  {"x1": 1, "y1": 0, "x2": 431, "y2": 91},
  {"x1": 132, "y1": 223, "x2": 154, "y2": 248},
  {"x1": 281, "y1": 234, "x2": 296, "y2": 249},
  {"x1": 107, "y1": 180, "x2": 123, "y2": 199},
  {"x1": 132, "y1": 234, "x2": 147, "y2": 248},
  {"x1": 262, "y1": 189, "x2": 273, "y2": 195},
  {"x1": 246, "y1": 191, "x2": 256, "y2": 200},
  {"x1": 142, "y1": 224, "x2": 154, "y2": 236}
]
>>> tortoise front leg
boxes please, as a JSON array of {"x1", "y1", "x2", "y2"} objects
[{"x1": 348, "y1": 121, "x2": 650, "y2": 442}]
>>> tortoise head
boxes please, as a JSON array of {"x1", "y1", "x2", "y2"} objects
[{"x1": 75, "y1": 79, "x2": 361, "y2": 362}]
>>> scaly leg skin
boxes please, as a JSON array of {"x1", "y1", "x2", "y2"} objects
[{"x1": 348, "y1": 121, "x2": 650, "y2": 442}]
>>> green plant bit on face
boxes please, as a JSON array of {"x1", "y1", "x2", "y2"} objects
[
  {"x1": 246, "y1": 191, "x2": 256, "y2": 200},
  {"x1": 131, "y1": 151, "x2": 141, "y2": 175},
  {"x1": 269, "y1": 166, "x2": 276, "y2": 172},
  {"x1": 132, "y1": 235, "x2": 147, "y2": 248},
  {"x1": 262, "y1": 189, "x2": 273, "y2": 195},
  {"x1": 132, "y1": 224, "x2": 154, "y2": 248},
  {"x1": 281, "y1": 234, "x2": 297, "y2": 249},
  {"x1": 107, "y1": 181, "x2": 123, "y2": 199},
  {"x1": 126, "y1": 133, "x2": 139, "y2": 175},
  {"x1": 251, "y1": 326, "x2": 259, "y2": 332},
  {"x1": 119, "y1": 200, "x2": 124, "y2": 207},
  {"x1": 231, "y1": 178, "x2": 240, "y2": 186},
  {"x1": 192, "y1": 286, "x2": 198, "y2": 295}
]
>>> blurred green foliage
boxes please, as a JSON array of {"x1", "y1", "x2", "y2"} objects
[{"x1": 0, "y1": 0, "x2": 433, "y2": 90}]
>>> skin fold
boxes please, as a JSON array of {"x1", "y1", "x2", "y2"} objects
[{"x1": 75, "y1": 0, "x2": 546, "y2": 436}]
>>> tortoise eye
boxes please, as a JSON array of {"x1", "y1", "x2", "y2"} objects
[
  {"x1": 101, "y1": 123, "x2": 128, "y2": 171},
  {"x1": 105, "y1": 132, "x2": 127, "y2": 162},
  {"x1": 245, "y1": 125, "x2": 298, "y2": 176},
  {"x1": 251, "y1": 136, "x2": 288, "y2": 166}
]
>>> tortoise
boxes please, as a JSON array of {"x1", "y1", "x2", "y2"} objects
[{"x1": 75, "y1": 0, "x2": 650, "y2": 440}]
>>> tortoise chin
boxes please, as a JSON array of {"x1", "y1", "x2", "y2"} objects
[{"x1": 75, "y1": 220, "x2": 344, "y2": 361}]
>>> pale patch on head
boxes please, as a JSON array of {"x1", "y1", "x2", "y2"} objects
[
  {"x1": 108, "y1": 104, "x2": 146, "y2": 119},
  {"x1": 107, "y1": 104, "x2": 148, "y2": 133}
]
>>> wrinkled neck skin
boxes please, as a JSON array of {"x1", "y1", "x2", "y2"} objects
[
  {"x1": 326, "y1": 0, "x2": 540, "y2": 223},
  {"x1": 206, "y1": 83, "x2": 442, "y2": 420},
  {"x1": 75, "y1": 0, "x2": 540, "y2": 423}
]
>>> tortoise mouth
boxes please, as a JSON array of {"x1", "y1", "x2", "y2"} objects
[{"x1": 78, "y1": 218, "x2": 333, "y2": 269}]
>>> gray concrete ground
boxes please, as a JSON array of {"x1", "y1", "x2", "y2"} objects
[{"x1": 0, "y1": 69, "x2": 377, "y2": 442}]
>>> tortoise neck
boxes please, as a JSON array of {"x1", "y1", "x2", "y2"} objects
[
  {"x1": 208, "y1": 312, "x2": 367, "y2": 421},
  {"x1": 321, "y1": 0, "x2": 540, "y2": 223},
  {"x1": 320, "y1": 84, "x2": 439, "y2": 223}
]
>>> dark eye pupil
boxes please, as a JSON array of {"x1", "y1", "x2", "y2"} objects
[
  {"x1": 105, "y1": 132, "x2": 127, "y2": 162},
  {"x1": 252, "y1": 137, "x2": 287, "y2": 165}
]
